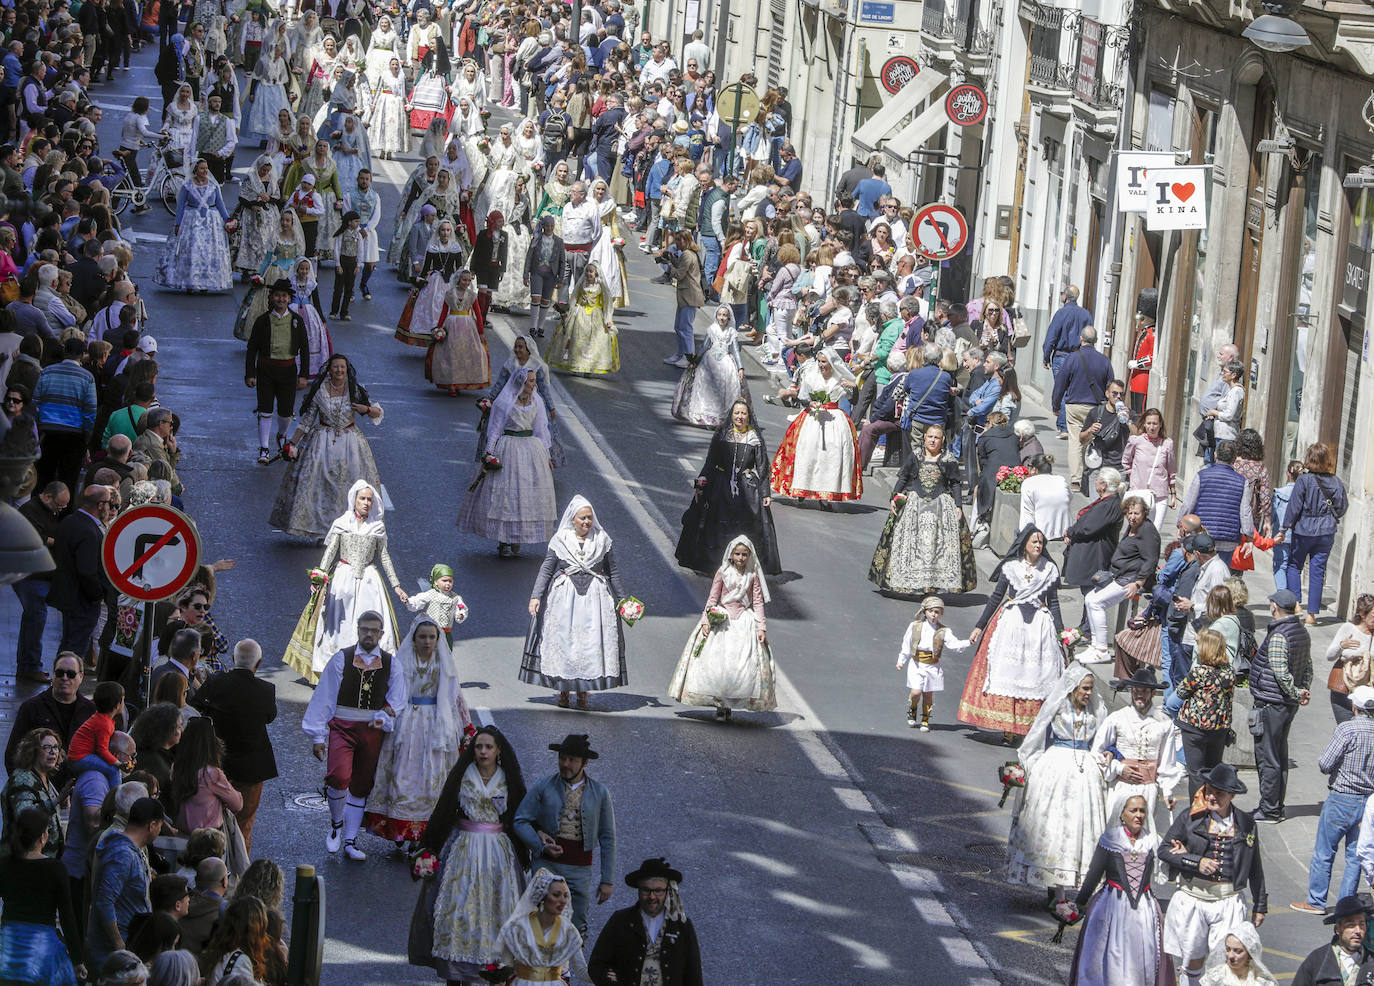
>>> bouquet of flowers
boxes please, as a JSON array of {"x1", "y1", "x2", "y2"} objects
[
  {"x1": 410, "y1": 849, "x2": 438, "y2": 881},
  {"x1": 1050, "y1": 899, "x2": 1081, "y2": 942},
  {"x1": 553, "y1": 301, "x2": 569, "y2": 317},
  {"x1": 997, "y1": 760, "x2": 1026, "y2": 807},
  {"x1": 477, "y1": 397, "x2": 493, "y2": 413},
  {"x1": 307, "y1": 567, "x2": 330, "y2": 588},
  {"x1": 476, "y1": 137, "x2": 490, "y2": 153},
  {"x1": 705, "y1": 605, "x2": 729, "y2": 630},
  {"x1": 480, "y1": 108, "x2": 491, "y2": 121},
  {"x1": 617, "y1": 596, "x2": 645, "y2": 626},
  {"x1": 281, "y1": 440, "x2": 298, "y2": 462},
  {"x1": 530, "y1": 160, "x2": 544, "y2": 173},
  {"x1": 808, "y1": 389, "x2": 830, "y2": 405},
  {"x1": 891, "y1": 492, "x2": 908, "y2": 511},
  {"x1": 224, "y1": 217, "x2": 240, "y2": 233},
  {"x1": 251, "y1": 274, "x2": 264, "y2": 285},
  {"x1": 611, "y1": 236, "x2": 626, "y2": 248},
  {"x1": 995, "y1": 464, "x2": 1031, "y2": 494},
  {"x1": 432, "y1": 326, "x2": 448, "y2": 342},
  {"x1": 478, "y1": 965, "x2": 514, "y2": 985},
  {"x1": 481, "y1": 453, "x2": 502, "y2": 471},
  {"x1": 1059, "y1": 627, "x2": 1083, "y2": 649}
]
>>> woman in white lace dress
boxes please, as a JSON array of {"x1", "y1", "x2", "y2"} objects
[
  {"x1": 409, "y1": 726, "x2": 528, "y2": 983},
  {"x1": 244, "y1": 43, "x2": 291, "y2": 142},
  {"x1": 164, "y1": 83, "x2": 199, "y2": 161},
  {"x1": 284, "y1": 477, "x2": 408, "y2": 681},
  {"x1": 670, "y1": 305, "x2": 746, "y2": 428},
  {"x1": 457, "y1": 366, "x2": 556, "y2": 557},
  {"x1": 270, "y1": 354, "x2": 385, "y2": 539},
  {"x1": 448, "y1": 58, "x2": 486, "y2": 110},
  {"x1": 154, "y1": 159, "x2": 232, "y2": 292},
  {"x1": 476, "y1": 125, "x2": 523, "y2": 225},
  {"x1": 364, "y1": 15, "x2": 401, "y2": 81},
  {"x1": 365, "y1": 58, "x2": 410, "y2": 159},
  {"x1": 427, "y1": 269, "x2": 489, "y2": 393},
  {"x1": 233, "y1": 155, "x2": 281, "y2": 275},
  {"x1": 367, "y1": 615, "x2": 473, "y2": 843}
]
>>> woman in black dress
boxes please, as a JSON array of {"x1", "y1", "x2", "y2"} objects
[{"x1": 676, "y1": 399, "x2": 782, "y2": 575}]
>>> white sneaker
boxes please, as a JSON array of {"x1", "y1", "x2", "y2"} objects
[
  {"x1": 662, "y1": 354, "x2": 682, "y2": 365},
  {"x1": 343, "y1": 839, "x2": 366, "y2": 861},
  {"x1": 325, "y1": 822, "x2": 343, "y2": 853},
  {"x1": 668, "y1": 356, "x2": 689, "y2": 368}
]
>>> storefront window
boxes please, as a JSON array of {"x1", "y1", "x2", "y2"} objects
[{"x1": 1281, "y1": 153, "x2": 1322, "y2": 465}]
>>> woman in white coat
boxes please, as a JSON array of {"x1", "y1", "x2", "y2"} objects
[{"x1": 1019, "y1": 453, "x2": 1074, "y2": 546}]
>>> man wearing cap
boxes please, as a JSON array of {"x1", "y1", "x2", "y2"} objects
[
  {"x1": 515, "y1": 734, "x2": 617, "y2": 937},
  {"x1": 1160, "y1": 763, "x2": 1267, "y2": 984},
  {"x1": 1168, "y1": 531, "x2": 1230, "y2": 677},
  {"x1": 87, "y1": 796, "x2": 164, "y2": 968},
  {"x1": 287, "y1": 173, "x2": 326, "y2": 258},
  {"x1": 304, "y1": 611, "x2": 404, "y2": 861},
  {"x1": 1249, "y1": 587, "x2": 1313, "y2": 824},
  {"x1": 1093, "y1": 667, "x2": 1181, "y2": 836},
  {"x1": 1292, "y1": 895, "x2": 1374, "y2": 985},
  {"x1": 1295, "y1": 686, "x2": 1374, "y2": 915},
  {"x1": 244, "y1": 278, "x2": 309, "y2": 463},
  {"x1": 589, "y1": 857, "x2": 703, "y2": 986}
]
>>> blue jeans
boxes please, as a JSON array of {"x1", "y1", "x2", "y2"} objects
[
  {"x1": 12, "y1": 578, "x2": 48, "y2": 673},
  {"x1": 72, "y1": 753, "x2": 122, "y2": 789},
  {"x1": 1287, "y1": 532, "x2": 1335, "y2": 615},
  {"x1": 544, "y1": 859, "x2": 593, "y2": 936},
  {"x1": 1307, "y1": 791, "x2": 1366, "y2": 908},
  {"x1": 58, "y1": 601, "x2": 101, "y2": 659},
  {"x1": 700, "y1": 235, "x2": 720, "y2": 297},
  {"x1": 674, "y1": 305, "x2": 698, "y2": 357},
  {"x1": 1161, "y1": 630, "x2": 1191, "y2": 718},
  {"x1": 1272, "y1": 539, "x2": 1291, "y2": 592},
  {"x1": 1051, "y1": 353, "x2": 1067, "y2": 431}
]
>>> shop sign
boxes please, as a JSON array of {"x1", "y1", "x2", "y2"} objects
[
  {"x1": 1342, "y1": 188, "x2": 1371, "y2": 324},
  {"x1": 945, "y1": 84, "x2": 988, "y2": 126},
  {"x1": 1075, "y1": 19, "x2": 1101, "y2": 103},
  {"x1": 879, "y1": 56, "x2": 920, "y2": 95},
  {"x1": 1144, "y1": 166, "x2": 1208, "y2": 231},
  {"x1": 1114, "y1": 151, "x2": 1177, "y2": 214}
]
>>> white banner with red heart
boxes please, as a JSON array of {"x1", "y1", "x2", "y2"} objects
[
  {"x1": 1144, "y1": 166, "x2": 1208, "y2": 231},
  {"x1": 1114, "y1": 151, "x2": 1177, "y2": 213}
]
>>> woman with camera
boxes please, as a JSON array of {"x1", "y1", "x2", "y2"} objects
[{"x1": 658, "y1": 231, "x2": 704, "y2": 369}]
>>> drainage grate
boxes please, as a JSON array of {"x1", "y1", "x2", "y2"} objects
[
  {"x1": 892, "y1": 852, "x2": 993, "y2": 876},
  {"x1": 288, "y1": 792, "x2": 329, "y2": 812},
  {"x1": 963, "y1": 841, "x2": 1006, "y2": 858}
]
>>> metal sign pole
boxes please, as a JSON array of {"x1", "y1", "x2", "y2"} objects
[
  {"x1": 138, "y1": 600, "x2": 154, "y2": 712},
  {"x1": 725, "y1": 83, "x2": 743, "y2": 176}
]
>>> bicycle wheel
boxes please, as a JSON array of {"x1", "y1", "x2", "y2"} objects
[
  {"x1": 110, "y1": 174, "x2": 132, "y2": 215},
  {"x1": 160, "y1": 172, "x2": 182, "y2": 214}
]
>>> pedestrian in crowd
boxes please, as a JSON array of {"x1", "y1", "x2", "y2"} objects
[
  {"x1": 12, "y1": 481, "x2": 67, "y2": 683},
  {"x1": 1077, "y1": 377, "x2": 1131, "y2": 497},
  {"x1": 1174, "y1": 629, "x2": 1236, "y2": 796},
  {"x1": 1291, "y1": 895, "x2": 1374, "y2": 985},
  {"x1": 177, "y1": 857, "x2": 229, "y2": 958},
  {"x1": 1121, "y1": 408, "x2": 1176, "y2": 530},
  {"x1": 1250, "y1": 588, "x2": 1313, "y2": 824},
  {"x1": 1196, "y1": 343, "x2": 1241, "y2": 464},
  {"x1": 588, "y1": 858, "x2": 704, "y2": 986},
  {"x1": 4, "y1": 651, "x2": 95, "y2": 771},
  {"x1": 1323, "y1": 593, "x2": 1374, "y2": 725},
  {"x1": 1081, "y1": 495, "x2": 1159, "y2": 662},
  {"x1": 0, "y1": 806, "x2": 83, "y2": 983},
  {"x1": 47, "y1": 484, "x2": 115, "y2": 661},
  {"x1": 1278, "y1": 441, "x2": 1348, "y2": 626},
  {"x1": 514, "y1": 733, "x2": 617, "y2": 937},
  {"x1": 87, "y1": 796, "x2": 164, "y2": 969},
  {"x1": 1041, "y1": 285, "x2": 1093, "y2": 436},
  {"x1": 1271, "y1": 458, "x2": 1305, "y2": 591},
  {"x1": 1051, "y1": 325, "x2": 1112, "y2": 490}
]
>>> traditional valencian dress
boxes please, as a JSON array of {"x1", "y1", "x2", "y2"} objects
[
  {"x1": 155, "y1": 178, "x2": 233, "y2": 292},
  {"x1": 410, "y1": 762, "x2": 527, "y2": 982},
  {"x1": 366, "y1": 615, "x2": 473, "y2": 841},
  {"x1": 233, "y1": 219, "x2": 306, "y2": 339},
  {"x1": 867, "y1": 451, "x2": 977, "y2": 594},
  {"x1": 675, "y1": 417, "x2": 781, "y2": 575},
  {"x1": 289, "y1": 261, "x2": 333, "y2": 377},
  {"x1": 233, "y1": 156, "x2": 282, "y2": 275},
  {"x1": 269, "y1": 371, "x2": 384, "y2": 539},
  {"x1": 546, "y1": 264, "x2": 617, "y2": 376},
  {"x1": 496, "y1": 871, "x2": 590, "y2": 986},
  {"x1": 284, "y1": 479, "x2": 403, "y2": 682},
  {"x1": 957, "y1": 531, "x2": 1067, "y2": 736},
  {"x1": 769, "y1": 352, "x2": 862, "y2": 502},
  {"x1": 668, "y1": 535, "x2": 778, "y2": 714},
  {"x1": 670, "y1": 307, "x2": 747, "y2": 428},
  {"x1": 478, "y1": 336, "x2": 566, "y2": 467},
  {"x1": 427, "y1": 276, "x2": 490, "y2": 391},
  {"x1": 521, "y1": 496, "x2": 629, "y2": 694},
  {"x1": 1006, "y1": 663, "x2": 1107, "y2": 893},
  {"x1": 456, "y1": 367, "x2": 557, "y2": 549},
  {"x1": 1069, "y1": 826, "x2": 1174, "y2": 986}
]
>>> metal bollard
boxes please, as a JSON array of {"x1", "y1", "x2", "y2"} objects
[{"x1": 286, "y1": 863, "x2": 326, "y2": 986}]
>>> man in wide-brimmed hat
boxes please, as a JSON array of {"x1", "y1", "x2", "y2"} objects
[
  {"x1": 243, "y1": 276, "x2": 308, "y2": 463},
  {"x1": 1160, "y1": 762, "x2": 1268, "y2": 983},
  {"x1": 1094, "y1": 665, "x2": 1182, "y2": 836},
  {"x1": 589, "y1": 857, "x2": 703, "y2": 986},
  {"x1": 514, "y1": 733, "x2": 617, "y2": 935},
  {"x1": 1291, "y1": 894, "x2": 1374, "y2": 985}
]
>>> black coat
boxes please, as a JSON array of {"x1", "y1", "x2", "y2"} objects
[
  {"x1": 1159, "y1": 808, "x2": 1267, "y2": 914},
  {"x1": 244, "y1": 309, "x2": 309, "y2": 380},
  {"x1": 3, "y1": 690, "x2": 96, "y2": 771},
  {"x1": 69, "y1": 256, "x2": 109, "y2": 311},
  {"x1": 1062, "y1": 495, "x2": 1123, "y2": 589},
  {"x1": 192, "y1": 668, "x2": 279, "y2": 784},
  {"x1": 1292, "y1": 941, "x2": 1374, "y2": 986},
  {"x1": 975, "y1": 424, "x2": 1020, "y2": 514},
  {"x1": 470, "y1": 229, "x2": 509, "y2": 289},
  {"x1": 588, "y1": 906, "x2": 703, "y2": 986},
  {"x1": 1108, "y1": 521, "x2": 1161, "y2": 589},
  {"x1": 45, "y1": 511, "x2": 105, "y2": 613}
]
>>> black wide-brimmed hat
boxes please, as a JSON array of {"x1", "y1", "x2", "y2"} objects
[
  {"x1": 269, "y1": 278, "x2": 293, "y2": 294},
  {"x1": 549, "y1": 733, "x2": 598, "y2": 760},
  {"x1": 1193, "y1": 763, "x2": 1247, "y2": 795},
  {"x1": 624, "y1": 857, "x2": 683, "y2": 888},
  {"x1": 1325, "y1": 894, "x2": 1374, "y2": 924},
  {"x1": 1111, "y1": 667, "x2": 1165, "y2": 691}
]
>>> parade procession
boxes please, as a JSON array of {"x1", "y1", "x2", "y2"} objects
[{"x1": 6, "y1": 0, "x2": 1374, "y2": 982}]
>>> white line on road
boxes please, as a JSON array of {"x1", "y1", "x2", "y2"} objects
[{"x1": 379, "y1": 483, "x2": 394, "y2": 512}]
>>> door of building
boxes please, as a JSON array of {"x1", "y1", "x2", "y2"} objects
[{"x1": 1232, "y1": 81, "x2": 1276, "y2": 376}]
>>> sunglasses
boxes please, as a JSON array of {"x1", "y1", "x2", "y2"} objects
[
  {"x1": 52, "y1": 668, "x2": 80, "y2": 678},
  {"x1": 3, "y1": 396, "x2": 22, "y2": 405},
  {"x1": 186, "y1": 602, "x2": 209, "y2": 611}
]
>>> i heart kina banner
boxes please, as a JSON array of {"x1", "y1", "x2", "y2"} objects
[{"x1": 1144, "y1": 166, "x2": 1209, "y2": 231}]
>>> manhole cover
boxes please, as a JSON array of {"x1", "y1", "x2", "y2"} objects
[
  {"x1": 892, "y1": 852, "x2": 992, "y2": 876},
  {"x1": 289, "y1": 792, "x2": 328, "y2": 812}
]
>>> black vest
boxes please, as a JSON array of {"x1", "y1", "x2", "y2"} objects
[{"x1": 336, "y1": 645, "x2": 392, "y2": 711}]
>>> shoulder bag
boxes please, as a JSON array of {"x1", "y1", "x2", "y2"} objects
[
  {"x1": 1010, "y1": 305, "x2": 1031, "y2": 348},
  {"x1": 1076, "y1": 349, "x2": 1108, "y2": 470}
]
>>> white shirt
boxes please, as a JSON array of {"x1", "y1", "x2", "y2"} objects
[
  {"x1": 639, "y1": 56, "x2": 676, "y2": 87},
  {"x1": 190, "y1": 113, "x2": 238, "y2": 157},
  {"x1": 641, "y1": 909, "x2": 665, "y2": 944},
  {"x1": 1358, "y1": 793, "x2": 1374, "y2": 884},
  {"x1": 1018, "y1": 474, "x2": 1073, "y2": 541},
  {"x1": 683, "y1": 40, "x2": 711, "y2": 70},
  {"x1": 560, "y1": 200, "x2": 602, "y2": 246},
  {"x1": 301, "y1": 644, "x2": 408, "y2": 743}
]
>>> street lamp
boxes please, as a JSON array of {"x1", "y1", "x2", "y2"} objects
[
  {"x1": 1241, "y1": 0, "x2": 1310, "y2": 52},
  {"x1": 0, "y1": 415, "x2": 52, "y2": 587}
]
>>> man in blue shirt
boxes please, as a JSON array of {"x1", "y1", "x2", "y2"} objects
[
  {"x1": 776, "y1": 140, "x2": 802, "y2": 191},
  {"x1": 1050, "y1": 325, "x2": 1112, "y2": 488},
  {"x1": 853, "y1": 164, "x2": 891, "y2": 219},
  {"x1": 1041, "y1": 285, "x2": 1094, "y2": 435},
  {"x1": 88, "y1": 796, "x2": 163, "y2": 969},
  {"x1": 643, "y1": 147, "x2": 673, "y2": 253}
]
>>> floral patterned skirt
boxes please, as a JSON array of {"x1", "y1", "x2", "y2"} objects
[{"x1": 867, "y1": 493, "x2": 976, "y2": 594}]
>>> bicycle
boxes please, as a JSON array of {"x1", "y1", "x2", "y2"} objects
[{"x1": 107, "y1": 137, "x2": 188, "y2": 216}]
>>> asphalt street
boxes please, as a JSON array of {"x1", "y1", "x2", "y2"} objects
[{"x1": 2, "y1": 49, "x2": 1359, "y2": 985}]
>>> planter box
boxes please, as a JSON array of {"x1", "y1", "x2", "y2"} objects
[{"x1": 987, "y1": 489, "x2": 1022, "y2": 556}]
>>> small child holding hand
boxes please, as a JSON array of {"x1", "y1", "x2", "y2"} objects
[{"x1": 897, "y1": 595, "x2": 969, "y2": 731}]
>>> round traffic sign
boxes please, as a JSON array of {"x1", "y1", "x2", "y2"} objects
[
  {"x1": 879, "y1": 56, "x2": 920, "y2": 95},
  {"x1": 911, "y1": 203, "x2": 969, "y2": 261},
  {"x1": 716, "y1": 82, "x2": 759, "y2": 127},
  {"x1": 101, "y1": 504, "x2": 202, "y2": 602},
  {"x1": 945, "y1": 83, "x2": 988, "y2": 127}
]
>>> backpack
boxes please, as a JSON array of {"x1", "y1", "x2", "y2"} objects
[{"x1": 542, "y1": 111, "x2": 567, "y2": 154}]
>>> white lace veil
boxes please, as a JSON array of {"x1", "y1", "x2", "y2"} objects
[
  {"x1": 484, "y1": 367, "x2": 550, "y2": 455},
  {"x1": 718, "y1": 534, "x2": 769, "y2": 602}
]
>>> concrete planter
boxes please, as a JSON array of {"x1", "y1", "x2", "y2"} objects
[
  {"x1": 987, "y1": 489, "x2": 1022, "y2": 557},
  {"x1": 1224, "y1": 684, "x2": 1256, "y2": 769}
]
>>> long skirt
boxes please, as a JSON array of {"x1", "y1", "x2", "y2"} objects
[
  {"x1": 295, "y1": 301, "x2": 333, "y2": 377},
  {"x1": 455, "y1": 433, "x2": 556, "y2": 544},
  {"x1": 521, "y1": 574, "x2": 627, "y2": 691},
  {"x1": 546, "y1": 309, "x2": 618, "y2": 376},
  {"x1": 770, "y1": 406, "x2": 862, "y2": 501},
  {"x1": 367, "y1": 701, "x2": 471, "y2": 841},
  {"x1": 396, "y1": 273, "x2": 448, "y2": 347},
  {"x1": 492, "y1": 226, "x2": 531, "y2": 309},
  {"x1": 299, "y1": 564, "x2": 400, "y2": 678},
  {"x1": 269, "y1": 425, "x2": 382, "y2": 539},
  {"x1": 427, "y1": 310, "x2": 490, "y2": 390},
  {"x1": 669, "y1": 348, "x2": 747, "y2": 428},
  {"x1": 234, "y1": 203, "x2": 281, "y2": 273},
  {"x1": 668, "y1": 609, "x2": 777, "y2": 711},
  {"x1": 1070, "y1": 886, "x2": 1174, "y2": 986},
  {"x1": 1006, "y1": 747, "x2": 1106, "y2": 889},
  {"x1": 410, "y1": 829, "x2": 525, "y2": 979},
  {"x1": 957, "y1": 606, "x2": 1065, "y2": 735},
  {"x1": 0, "y1": 922, "x2": 76, "y2": 986},
  {"x1": 867, "y1": 492, "x2": 976, "y2": 594},
  {"x1": 244, "y1": 82, "x2": 290, "y2": 140},
  {"x1": 154, "y1": 212, "x2": 233, "y2": 292}
]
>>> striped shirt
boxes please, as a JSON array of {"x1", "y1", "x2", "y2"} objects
[
  {"x1": 1318, "y1": 714, "x2": 1374, "y2": 796},
  {"x1": 33, "y1": 359, "x2": 97, "y2": 434}
]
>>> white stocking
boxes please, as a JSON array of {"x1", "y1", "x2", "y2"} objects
[
  {"x1": 343, "y1": 796, "x2": 366, "y2": 843},
  {"x1": 325, "y1": 786, "x2": 346, "y2": 827},
  {"x1": 256, "y1": 413, "x2": 273, "y2": 448}
]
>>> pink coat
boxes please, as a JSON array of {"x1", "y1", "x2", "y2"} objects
[
  {"x1": 177, "y1": 766, "x2": 243, "y2": 832},
  {"x1": 1122, "y1": 434, "x2": 1175, "y2": 498},
  {"x1": 702, "y1": 570, "x2": 767, "y2": 632}
]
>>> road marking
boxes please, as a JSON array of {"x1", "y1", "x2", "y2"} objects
[
  {"x1": 474, "y1": 707, "x2": 494, "y2": 727},
  {"x1": 378, "y1": 483, "x2": 394, "y2": 511},
  {"x1": 125, "y1": 231, "x2": 168, "y2": 244}
]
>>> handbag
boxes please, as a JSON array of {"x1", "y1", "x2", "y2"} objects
[
  {"x1": 1011, "y1": 307, "x2": 1031, "y2": 348},
  {"x1": 1084, "y1": 445, "x2": 1103, "y2": 470}
]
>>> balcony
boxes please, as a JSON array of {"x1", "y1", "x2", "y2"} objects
[
  {"x1": 1022, "y1": 1, "x2": 1130, "y2": 131},
  {"x1": 920, "y1": 0, "x2": 993, "y2": 68}
]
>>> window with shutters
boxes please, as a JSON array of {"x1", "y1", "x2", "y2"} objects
[{"x1": 767, "y1": 0, "x2": 786, "y2": 86}]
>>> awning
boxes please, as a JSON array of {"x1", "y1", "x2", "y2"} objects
[
  {"x1": 850, "y1": 70, "x2": 945, "y2": 155},
  {"x1": 883, "y1": 99, "x2": 953, "y2": 162}
]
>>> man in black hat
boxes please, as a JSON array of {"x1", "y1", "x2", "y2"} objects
[
  {"x1": 1160, "y1": 763, "x2": 1267, "y2": 985},
  {"x1": 1094, "y1": 666, "x2": 1181, "y2": 836},
  {"x1": 243, "y1": 278, "x2": 309, "y2": 464},
  {"x1": 1292, "y1": 894, "x2": 1374, "y2": 986},
  {"x1": 589, "y1": 858, "x2": 703, "y2": 986},
  {"x1": 1250, "y1": 587, "x2": 1313, "y2": 824},
  {"x1": 515, "y1": 734, "x2": 617, "y2": 936}
]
